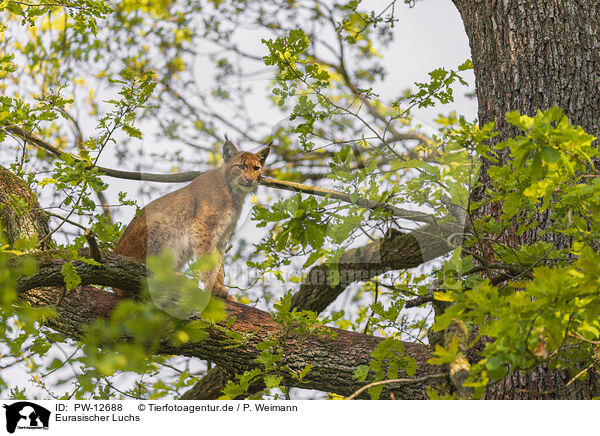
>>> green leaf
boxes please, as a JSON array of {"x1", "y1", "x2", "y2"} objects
[
  {"x1": 353, "y1": 365, "x2": 370, "y2": 382},
  {"x1": 122, "y1": 124, "x2": 142, "y2": 139},
  {"x1": 264, "y1": 375, "x2": 282, "y2": 389},
  {"x1": 61, "y1": 262, "x2": 81, "y2": 290}
]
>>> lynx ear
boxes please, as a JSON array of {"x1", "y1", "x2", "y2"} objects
[
  {"x1": 223, "y1": 138, "x2": 239, "y2": 162},
  {"x1": 255, "y1": 143, "x2": 271, "y2": 166}
]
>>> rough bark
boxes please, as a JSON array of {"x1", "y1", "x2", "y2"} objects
[
  {"x1": 13, "y1": 236, "x2": 447, "y2": 399},
  {"x1": 183, "y1": 221, "x2": 455, "y2": 399},
  {"x1": 0, "y1": 164, "x2": 446, "y2": 399},
  {"x1": 454, "y1": 0, "x2": 600, "y2": 137},
  {"x1": 452, "y1": 0, "x2": 600, "y2": 399},
  {"x1": 19, "y1": 284, "x2": 444, "y2": 399}
]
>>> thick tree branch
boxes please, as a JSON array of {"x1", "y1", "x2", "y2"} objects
[
  {"x1": 18, "y1": 280, "x2": 444, "y2": 399},
  {"x1": 11, "y1": 245, "x2": 449, "y2": 399},
  {"x1": 15, "y1": 250, "x2": 148, "y2": 298},
  {"x1": 345, "y1": 374, "x2": 447, "y2": 400},
  {"x1": 291, "y1": 224, "x2": 455, "y2": 313}
]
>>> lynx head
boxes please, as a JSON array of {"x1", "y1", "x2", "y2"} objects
[{"x1": 222, "y1": 139, "x2": 270, "y2": 193}]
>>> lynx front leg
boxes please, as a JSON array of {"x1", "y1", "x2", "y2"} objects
[
  {"x1": 201, "y1": 261, "x2": 230, "y2": 299},
  {"x1": 192, "y1": 218, "x2": 235, "y2": 300}
]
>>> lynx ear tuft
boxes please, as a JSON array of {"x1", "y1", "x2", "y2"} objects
[
  {"x1": 256, "y1": 144, "x2": 271, "y2": 166},
  {"x1": 223, "y1": 137, "x2": 239, "y2": 162}
]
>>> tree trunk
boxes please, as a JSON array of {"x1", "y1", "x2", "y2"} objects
[
  {"x1": 0, "y1": 166, "x2": 50, "y2": 249},
  {"x1": 454, "y1": 0, "x2": 600, "y2": 136},
  {"x1": 452, "y1": 0, "x2": 600, "y2": 399}
]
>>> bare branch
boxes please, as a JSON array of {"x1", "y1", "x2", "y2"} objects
[
  {"x1": 6, "y1": 126, "x2": 436, "y2": 223},
  {"x1": 84, "y1": 229, "x2": 103, "y2": 263},
  {"x1": 15, "y1": 250, "x2": 148, "y2": 298}
]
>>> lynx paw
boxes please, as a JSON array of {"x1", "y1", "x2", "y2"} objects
[{"x1": 212, "y1": 285, "x2": 234, "y2": 301}]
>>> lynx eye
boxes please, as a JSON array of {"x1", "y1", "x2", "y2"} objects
[{"x1": 253, "y1": 166, "x2": 261, "y2": 171}]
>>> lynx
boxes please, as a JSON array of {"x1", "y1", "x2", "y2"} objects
[{"x1": 114, "y1": 139, "x2": 270, "y2": 299}]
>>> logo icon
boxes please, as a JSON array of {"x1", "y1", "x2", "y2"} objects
[{"x1": 2, "y1": 402, "x2": 50, "y2": 434}]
